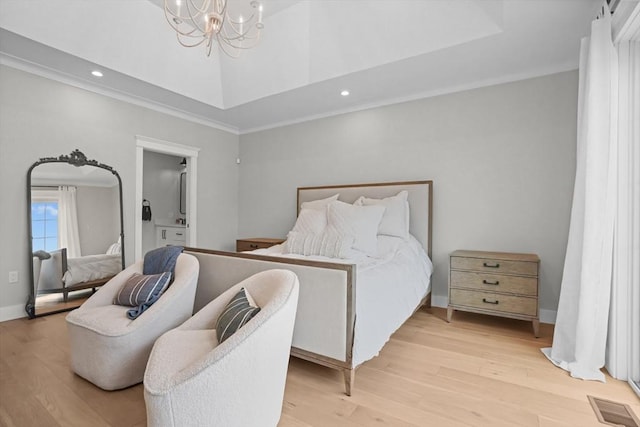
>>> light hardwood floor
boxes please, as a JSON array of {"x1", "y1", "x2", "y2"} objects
[{"x1": 1, "y1": 307, "x2": 638, "y2": 426}]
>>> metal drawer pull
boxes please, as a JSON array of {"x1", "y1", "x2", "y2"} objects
[
  {"x1": 483, "y1": 262, "x2": 500, "y2": 268},
  {"x1": 482, "y1": 298, "x2": 499, "y2": 305},
  {"x1": 176, "y1": 233, "x2": 183, "y2": 236},
  {"x1": 250, "y1": 244, "x2": 258, "y2": 249},
  {"x1": 482, "y1": 279, "x2": 499, "y2": 285}
]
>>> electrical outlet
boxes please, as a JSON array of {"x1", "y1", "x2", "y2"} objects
[{"x1": 8, "y1": 271, "x2": 18, "y2": 283}]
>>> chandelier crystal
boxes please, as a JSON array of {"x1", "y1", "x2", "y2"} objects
[{"x1": 164, "y1": 0, "x2": 264, "y2": 57}]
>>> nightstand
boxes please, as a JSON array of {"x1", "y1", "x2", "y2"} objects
[
  {"x1": 447, "y1": 250, "x2": 540, "y2": 337},
  {"x1": 236, "y1": 238, "x2": 285, "y2": 252}
]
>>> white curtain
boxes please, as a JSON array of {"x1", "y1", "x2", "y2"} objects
[
  {"x1": 607, "y1": 39, "x2": 640, "y2": 388},
  {"x1": 58, "y1": 185, "x2": 82, "y2": 258},
  {"x1": 544, "y1": 5, "x2": 640, "y2": 386},
  {"x1": 542, "y1": 8, "x2": 618, "y2": 381}
]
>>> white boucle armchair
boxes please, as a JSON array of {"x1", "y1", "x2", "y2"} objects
[
  {"x1": 144, "y1": 269, "x2": 300, "y2": 427},
  {"x1": 65, "y1": 253, "x2": 199, "y2": 391}
]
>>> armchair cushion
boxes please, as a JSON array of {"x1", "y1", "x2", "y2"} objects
[{"x1": 215, "y1": 288, "x2": 260, "y2": 343}]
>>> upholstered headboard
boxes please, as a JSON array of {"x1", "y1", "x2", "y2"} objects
[{"x1": 297, "y1": 181, "x2": 432, "y2": 258}]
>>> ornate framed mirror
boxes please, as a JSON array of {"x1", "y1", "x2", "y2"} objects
[{"x1": 25, "y1": 150, "x2": 125, "y2": 318}]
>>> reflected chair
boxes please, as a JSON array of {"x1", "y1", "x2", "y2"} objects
[
  {"x1": 66, "y1": 253, "x2": 199, "y2": 390},
  {"x1": 144, "y1": 269, "x2": 299, "y2": 427}
]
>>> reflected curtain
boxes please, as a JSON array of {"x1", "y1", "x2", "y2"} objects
[{"x1": 58, "y1": 185, "x2": 82, "y2": 258}]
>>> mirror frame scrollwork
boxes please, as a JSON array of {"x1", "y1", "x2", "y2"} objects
[{"x1": 25, "y1": 149, "x2": 125, "y2": 318}]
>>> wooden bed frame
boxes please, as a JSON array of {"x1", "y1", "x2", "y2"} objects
[
  {"x1": 185, "y1": 180, "x2": 433, "y2": 395},
  {"x1": 36, "y1": 247, "x2": 114, "y2": 301}
]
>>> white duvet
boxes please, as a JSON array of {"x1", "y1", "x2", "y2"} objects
[
  {"x1": 252, "y1": 235, "x2": 433, "y2": 366},
  {"x1": 63, "y1": 253, "x2": 122, "y2": 287}
]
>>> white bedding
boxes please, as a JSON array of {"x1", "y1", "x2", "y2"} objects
[
  {"x1": 63, "y1": 253, "x2": 122, "y2": 287},
  {"x1": 252, "y1": 235, "x2": 433, "y2": 366}
]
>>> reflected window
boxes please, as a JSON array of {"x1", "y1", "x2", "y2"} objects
[
  {"x1": 32, "y1": 201, "x2": 58, "y2": 251},
  {"x1": 31, "y1": 187, "x2": 60, "y2": 252}
]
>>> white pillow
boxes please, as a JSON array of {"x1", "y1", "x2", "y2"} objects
[
  {"x1": 106, "y1": 241, "x2": 121, "y2": 255},
  {"x1": 354, "y1": 191, "x2": 410, "y2": 240},
  {"x1": 327, "y1": 201, "x2": 385, "y2": 256},
  {"x1": 284, "y1": 229, "x2": 354, "y2": 258},
  {"x1": 300, "y1": 193, "x2": 339, "y2": 211},
  {"x1": 290, "y1": 208, "x2": 327, "y2": 234}
]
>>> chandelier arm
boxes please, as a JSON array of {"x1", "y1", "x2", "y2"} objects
[
  {"x1": 183, "y1": 0, "x2": 209, "y2": 35},
  {"x1": 165, "y1": 0, "x2": 262, "y2": 58},
  {"x1": 185, "y1": 0, "x2": 211, "y2": 15},
  {"x1": 217, "y1": 36, "x2": 241, "y2": 58},
  {"x1": 219, "y1": 24, "x2": 259, "y2": 44},
  {"x1": 176, "y1": 33, "x2": 207, "y2": 48}
]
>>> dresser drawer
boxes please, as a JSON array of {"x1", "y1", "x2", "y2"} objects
[
  {"x1": 450, "y1": 271, "x2": 537, "y2": 296},
  {"x1": 236, "y1": 238, "x2": 285, "y2": 252},
  {"x1": 237, "y1": 241, "x2": 269, "y2": 251},
  {"x1": 157, "y1": 226, "x2": 186, "y2": 247},
  {"x1": 165, "y1": 229, "x2": 186, "y2": 242},
  {"x1": 450, "y1": 288, "x2": 537, "y2": 317},
  {"x1": 451, "y1": 256, "x2": 537, "y2": 276}
]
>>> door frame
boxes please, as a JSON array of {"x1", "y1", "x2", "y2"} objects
[{"x1": 135, "y1": 135, "x2": 200, "y2": 260}]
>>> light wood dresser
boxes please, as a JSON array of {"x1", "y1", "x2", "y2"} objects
[
  {"x1": 448, "y1": 250, "x2": 540, "y2": 337},
  {"x1": 236, "y1": 238, "x2": 285, "y2": 252}
]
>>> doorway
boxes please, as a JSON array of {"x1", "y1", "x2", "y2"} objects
[{"x1": 135, "y1": 136, "x2": 200, "y2": 261}]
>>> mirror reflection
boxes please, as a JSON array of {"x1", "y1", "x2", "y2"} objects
[{"x1": 26, "y1": 151, "x2": 125, "y2": 318}]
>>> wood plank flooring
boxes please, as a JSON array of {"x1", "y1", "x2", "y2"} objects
[{"x1": 1, "y1": 307, "x2": 637, "y2": 426}]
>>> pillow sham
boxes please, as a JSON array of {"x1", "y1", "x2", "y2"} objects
[
  {"x1": 113, "y1": 272, "x2": 172, "y2": 319},
  {"x1": 290, "y1": 208, "x2": 328, "y2": 234},
  {"x1": 354, "y1": 190, "x2": 410, "y2": 240},
  {"x1": 283, "y1": 229, "x2": 355, "y2": 258},
  {"x1": 300, "y1": 193, "x2": 339, "y2": 211},
  {"x1": 106, "y1": 241, "x2": 121, "y2": 255},
  {"x1": 215, "y1": 288, "x2": 261, "y2": 343},
  {"x1": 327, "y1": 201, "x2": 385, "y2": 256}
]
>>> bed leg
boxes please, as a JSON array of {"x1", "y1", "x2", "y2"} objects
[{"x1": 343, "y1": 368, "x2": 354, "y2": 396}]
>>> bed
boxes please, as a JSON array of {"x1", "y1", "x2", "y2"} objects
[
  {"x1": 185, "y1": 180, "x2": 433, "y2": 395},
  {"x1": 35, "y1": 245, "x2": 123, "y2": 301}
]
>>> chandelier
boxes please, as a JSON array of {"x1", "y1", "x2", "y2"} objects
[{"x1": 164, "y1": 0, "x2": 264, "y2": 58}]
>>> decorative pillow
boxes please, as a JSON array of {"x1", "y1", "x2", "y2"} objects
[
  {"x1": 106, "y1": 241, "x2": 121, "y2": 255},
  {"x1": 300, "y1": 193, "x2": 339, "y2": 211},
  {"x1": 113, "y1": 272, "x2": 172, "y2": 319},
  {"x1": 216, "y1": 288, "x2": 261, "y2": 343},
  {"x1": 290, "y1": 208, "x2": 328, "y2": 234},
  {"x1": 327, "y1": 201, "x2": 385, "y2": 256},
  {"x1": 354, "y1": 191, "x2": 410, "y2": 240},
  {"x1": 283, "y1": 229, "x2": 355, "y2": 258}
]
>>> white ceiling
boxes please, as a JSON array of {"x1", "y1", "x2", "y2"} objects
[{"x1": 0, "y1": 0, "x2": 601, "y2": 133}]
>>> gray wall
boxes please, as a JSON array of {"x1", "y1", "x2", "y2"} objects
[
  {"x1": 76, "y1": 185, "x2": 120, "y2": 255},
  {"x1": 0, "y1": 65, "x2": 239, "y2": 315},
  {"x1": 238, "y1": 71, "x2": 578, "y2": 315}
]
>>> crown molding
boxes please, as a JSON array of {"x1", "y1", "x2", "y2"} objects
[
  {"x1": 240, "y1": 63, "x2": 579, "y2": 135},
  {"x1": 0, "y1": 53, "x2": 240, "y2": 135}
]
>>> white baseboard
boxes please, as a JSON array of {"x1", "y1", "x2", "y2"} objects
[
  {"x1": 0, "y1": 304, "x2": 27, "y2": 323},
  {"x1": 431, "y1": 295, "x2": 448, "y2": 308},
  {"x1": 430, "y1": 294, "x2": 557, "y2": 325},
  {"x1": 539, "y1": 309, "x2": 557, "y2": 325}
]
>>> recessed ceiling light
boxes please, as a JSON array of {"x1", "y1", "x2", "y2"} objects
[
  {"x1": 341, "y1": 90, "x2": 350, "y2": 96},
  {"x1": 91, "y1": 70, "x2": 103, "y2": 77}
]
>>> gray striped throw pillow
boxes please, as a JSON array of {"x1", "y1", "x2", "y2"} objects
[
  {"x1": 113, "y1": 272, "x2": 171, "y2": 307},
  {"x1": 215, "y1": 288, "x2": 260, "y2": 343}
]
